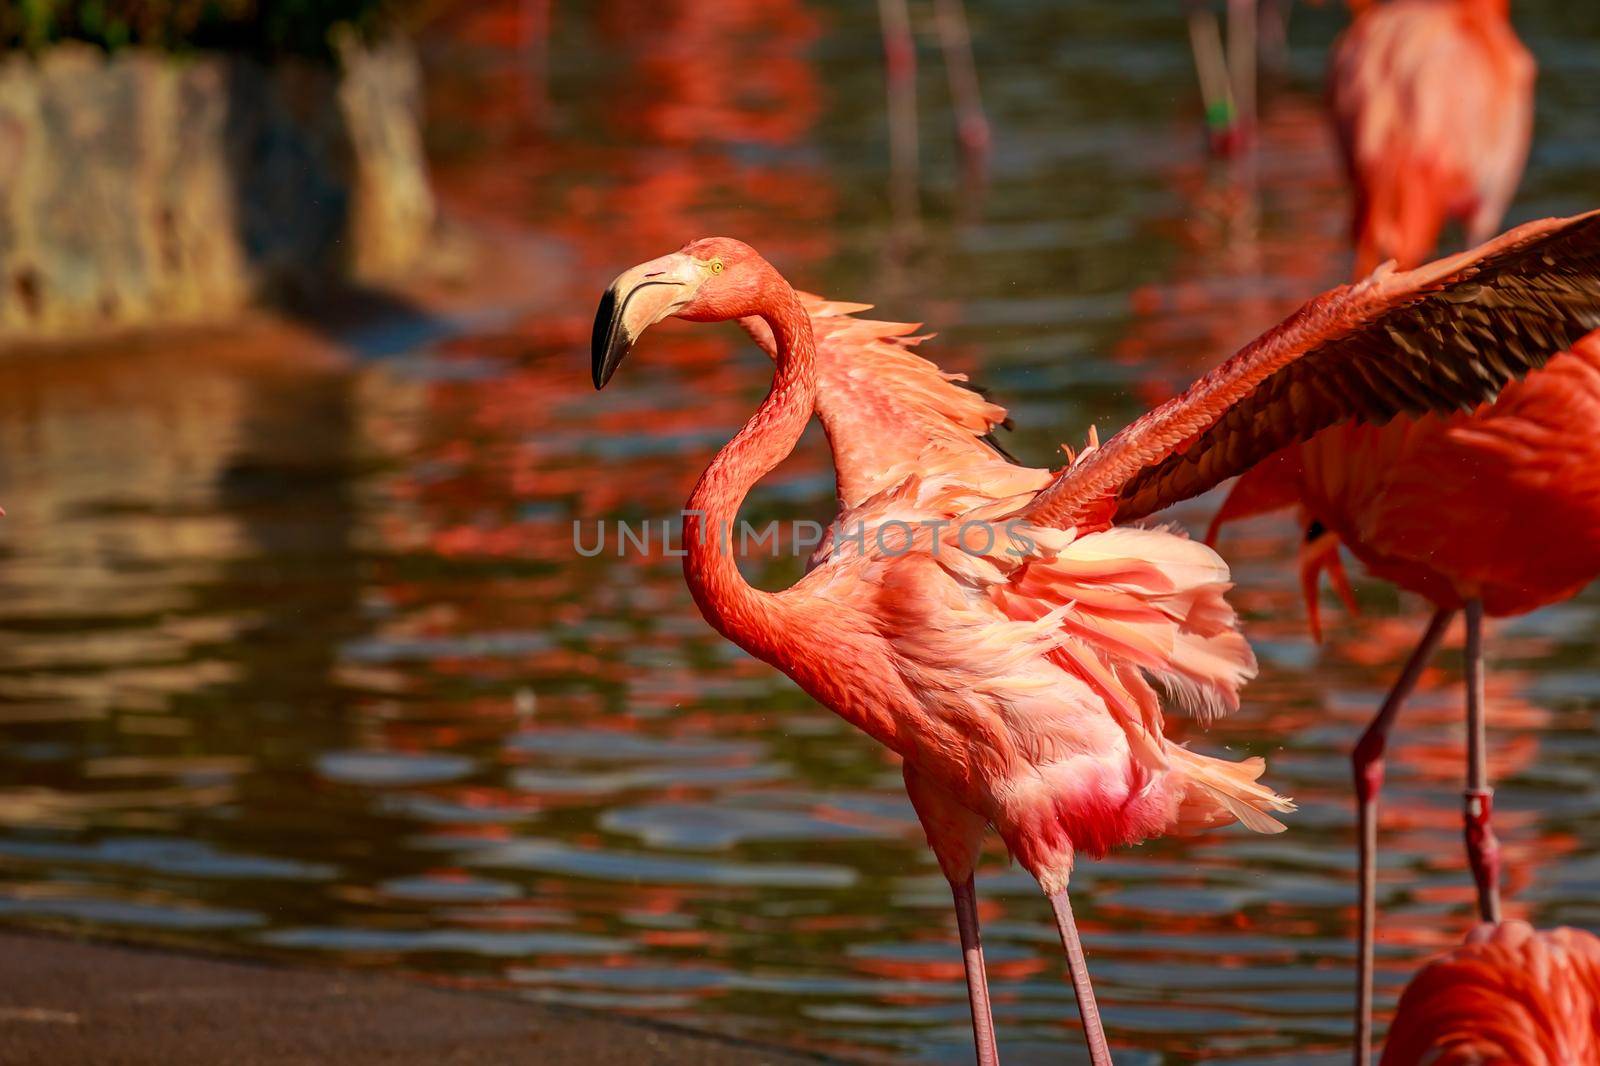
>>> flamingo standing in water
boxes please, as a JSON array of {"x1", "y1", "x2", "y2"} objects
[
  {"x1": 590, "y1": 214, "x2": 1600, "y2": 1064},
  {"x1": 1382, "y1": 921, "x2": 1600, "y2": 1065},
  {"x1": 1206, "y1": 3, "x2": 1585, "y2": 1060}
]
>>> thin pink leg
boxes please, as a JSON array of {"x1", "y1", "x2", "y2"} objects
[
  {"x1": 1227, "y1": 0, "x2": 1257, "y2": 141},
  {"x1": 1462, "y1": 599, "x2": 1502, "y2": 924},
  {"x1": 952, "y1": 875, "x2": 1000, "y2": 1065},
  {"x1": 1185, "y1": 2, "x2": 1237, "y2": 153},
  {"x1": 932, "y1": 0, "x2": 990, "y2": 174},
  {"x1": 1047, "y1": 890, "x2": 1112, "y2": 1066},
  {"x1": 877, "y1": 0, "x2": 921, "y2": 248},
  {"x1": 519, "y1": 0, "x2": 551, "y2": 130},
  {"x1": 1351, "y1": 608, "x2": 1453, "y2": 1066}
]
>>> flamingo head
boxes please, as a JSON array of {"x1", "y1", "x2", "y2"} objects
[{"x1": 592, "y1": 237, "x2": 769, "y2": 389}]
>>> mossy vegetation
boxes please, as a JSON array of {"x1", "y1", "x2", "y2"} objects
[{"x1": 1, "y1": 0, "x2": 415, "y2": 58}]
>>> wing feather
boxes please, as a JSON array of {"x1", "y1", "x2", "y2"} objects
[
  {"x1": 740, "y1": 293, "x2": 1013, "y2": 508},
  {"x1": 1020, "y1": 211, "x2": 1600, "y2": 530}
]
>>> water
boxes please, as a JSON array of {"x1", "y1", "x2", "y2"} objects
[{"x1": 2, "y1": 2, "x2": 1599, "y2": 1062}]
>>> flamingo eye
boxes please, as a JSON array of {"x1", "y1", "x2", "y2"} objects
[{"x1": 709, "y1": 258, "x2": 724, "y2": 275}]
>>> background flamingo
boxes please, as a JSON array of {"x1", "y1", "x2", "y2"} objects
[
  {"x1": 1331, "y1": 0, "x2": 1535, "y2": 276},
  {"x1": 1207, "y1": 3, "x2": 1585, "y2": 1059},
  {"x1": 591, "y1": 215, "x2": 1600, "y2": 1062},
  {"x1": 1381, "y1": 921, "x2": 1600, "y2": 1065}
]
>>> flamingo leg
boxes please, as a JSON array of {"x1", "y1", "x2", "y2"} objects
[
  {"x1": 877, "y1": 0, "x2": 921, "y2": 248},
  {"x1": 1226, "y1": 0, "x2": 1257, "y2": 139},
  {"x1": 1462, "y1": 599, "x2": 1502, "y2": 924},
  {"x1": 1185, "y1": 1, "x2": 1237, "y2": 151},
  {"x1": 931, "y1": 0, "x2": 990, "y2": 174},
  {"x1": 1047, "y1": 890, "x2": 1112, "y2": 1066},
  {"x1": 1351, "y1": 607, "x2": 1454, "y2": 1066},
  {"x1": 952, "y1": 875, "x2": 1000, "y2": 1065},
  {"x1": 1259, "y1": 0, "x2": 1293, "y2": 77},
  {"x1": 519, "y1": 0, "x2": 551, "y2": 130}
]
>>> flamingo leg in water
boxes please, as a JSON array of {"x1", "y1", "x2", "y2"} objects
[
  {"x1": 952, "y1": 875, "x2": 1000, "y2": 1066},
  {"x1": 877, "y1": 0, "x2": 921, "y2": 249},
  {"x1": 1259, "y1": 0, "x2": 1293, "y2": 76},
  {"x1": 1048, "y1": 890, "x2": 1112, "y2": 1066},
  {"x1": 1351, "y1": 608, "x2": 1454, "y2": 1066},
  {"x1": 518, "y1": 0, "x2": 551, "y2": 130},
  {"x1": 1226, "y1": 0, "x2": 1256, "y2": 139},
  {"x1": 932, "y1": 0, "x2": 990, "y2": 174},
  {"x1": 1462, "y1": 599, "x2": 1502, "y2": 924}
]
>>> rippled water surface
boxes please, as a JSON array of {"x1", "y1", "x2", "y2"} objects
[{"x1": 3, "y1": 2, "x2": 1599, "y2": 1062}]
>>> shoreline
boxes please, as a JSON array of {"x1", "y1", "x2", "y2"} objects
[{"x1": 0, "y1": 925, "x2": 857, "y2": 1065}]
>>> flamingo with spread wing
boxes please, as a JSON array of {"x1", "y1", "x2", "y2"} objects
[
  {"x1": 1203, "y1": 4, "x2": 1588, "y2": 1060},
  {"x1": 588, "y1": 212, "x2": 1600, "y2": 1064}
]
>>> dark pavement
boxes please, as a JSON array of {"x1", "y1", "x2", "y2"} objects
[{"x1": 0, "y1": 930, "x2": 846, "y2": 1065}]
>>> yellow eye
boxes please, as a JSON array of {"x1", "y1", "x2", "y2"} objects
[{"x1": 709, "y1": 258, "x2": 724, "y2": 275}]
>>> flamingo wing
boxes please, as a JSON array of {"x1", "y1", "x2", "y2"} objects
[
  {"x1": 742, "y1": 294, "x2": 1014, "y2": 508},
  {"x1": 1021, "y1": 210, "x2": 1600, "y2": 531}
]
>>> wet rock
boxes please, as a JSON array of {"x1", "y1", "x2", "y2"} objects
[{"x1": 0, "y1": 38, "x2": 435, "y2": 339}]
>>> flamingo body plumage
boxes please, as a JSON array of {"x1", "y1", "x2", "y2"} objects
[{"x1": 1382, "y1": 921, "x2": 1600, "y2": 1066}]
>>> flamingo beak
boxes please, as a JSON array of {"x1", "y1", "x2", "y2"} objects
[
  {"x1": 591, "y1": 253, "x2": 703, "y2": 389},
  {"x1": 1298, "y1": 519, "x2": 1359, "y2": 642}
]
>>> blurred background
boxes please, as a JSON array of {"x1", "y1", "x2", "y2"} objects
[{"x1": 0, "y1": 2, "x2": 1598, "y2": 1063}]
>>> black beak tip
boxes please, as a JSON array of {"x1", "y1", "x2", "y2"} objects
[
  {"x1": 592, "y1": 333, "x2": 630, "y2": 391},
  {"x1": 591, "y1": 286, "x2": 626, "y2": 390}
]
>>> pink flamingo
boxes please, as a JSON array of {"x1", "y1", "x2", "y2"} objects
[
  {"x1": 1382, "y1": 921, "x2": 1600, "y2": 1065},
  {"x1": 590, "y1": 212, "x2": 1600, "y2": 1063},
  {"x1": 1331, "y1": 0, "x2": 1535, "y2": 276}
]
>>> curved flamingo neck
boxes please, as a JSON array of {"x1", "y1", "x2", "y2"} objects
[{"x1": 683, "y1": 273, "x2": 818, "y2": 662}]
